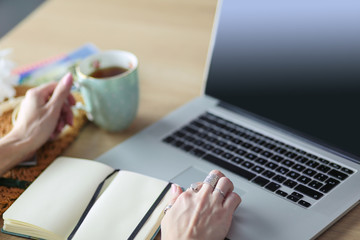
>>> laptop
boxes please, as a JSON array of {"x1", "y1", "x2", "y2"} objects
[{"x1": 97, "y1": 0, "x2": 360, "y2": 239}]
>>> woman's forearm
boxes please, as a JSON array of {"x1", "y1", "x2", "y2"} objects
[
  {"x1": 0, "y1": 74, "x2": 74, "y2": 176},
  {"x1": 0, "y1": 131, "x2": 33, "y2": 176}
]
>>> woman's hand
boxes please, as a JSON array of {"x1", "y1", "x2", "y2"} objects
[
  {"x1": 12, "y1": 73, "x2": 75, "y2": 147},
  {"x1": 161, "y1": 170, "x2": 241, "y2": 240},
  {"x1": 0, "y1": 73, "x2": 75, "y2": 174}
]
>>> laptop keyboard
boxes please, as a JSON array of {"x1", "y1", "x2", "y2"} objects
[{"x1": 162, "y1": 112, "x2": 355, "y2": 208}]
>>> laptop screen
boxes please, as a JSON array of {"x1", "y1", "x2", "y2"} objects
[{"x1": 205, "y1": 0, "x2": 360, "y2": 160}]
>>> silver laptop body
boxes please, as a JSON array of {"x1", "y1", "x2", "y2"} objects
[{"x1": 97, "y1": 0, "x2": 360, "y2": 239}]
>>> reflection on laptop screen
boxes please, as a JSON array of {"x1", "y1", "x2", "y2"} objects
[{"x1": 205, "y1": 0, "x2": 360, "y2": 160}]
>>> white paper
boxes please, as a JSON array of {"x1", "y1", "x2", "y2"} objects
[
  {"x1": 3, "y1": 157, "x2": 114, "y2": 239},
  {"x1": 73, "y1": 171, "x2": 170, "y2": 240}
]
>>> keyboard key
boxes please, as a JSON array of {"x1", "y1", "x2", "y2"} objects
[
  {"x1": 202, "y1": 143, "x2": 214, "y2": 151},
  {"x1": 298, "y1": 175, "x2": 312, "y2": 184},
  {"x1": 212, "y1": 148, "x2": 224, "y2": 155},
  {"x1": 236, "y1": 149, "x2": 247, "y2": 156},
  {"x1": 231, "y1": 129, "x2": 241, "y2": 136},
  {"x1": 203, "y1": 154, "x2": 256, "y2": 180},
  {"x1": 293, "y1": 164, "x2": 306, "y2": 172},
  {"x1": 242, "y1": 143, "x2": 253, "y2": 149},
  {"x1": 341, "y1": 167, "x2": 354, "y2": 175},
  {"x1": 191, "y1": 148, "x2": 206, "y2": 157},
  {"x1": 298, "y1": 200, "x2": 311, "y2": 208},
  {"x1": 252, "y1": 137, "x2": 261, "y2": 143},
  {"x1": 287, "y1": 192, "x2": 303, "y2": 202},
  {"x1": 285, "y1": 152, "x2": 298, "y2": 159},
  {"x1": 252, "y1": 176, "x2": 270, "y2": 187},
  {"x1": 206, "y1": 136, "x2": 217, "y2": 143},
  {"x1": 294, "y1": 184, "x2": 324, "y2": 200},
  {"x1": 287, "y1": 171, "x2": 300, "y2": 179},
  {"x1": 231, "y1": 137, "x2": 243, "y2": 145},
  {"x1": 319, "y1": 178, "x2": 340, "y2": 193},
  {"x1": 163, "y1": 136, "x2": 175, "y2": 143},
  {"x1": 245, "y1": 153, "x2": 257, "y2": 160},
  {"x1": 306, "y1": 160, "x2": 319, "y2": 168},
  {"x1": 255, "y1": 157, "x2": 267, "y2": 165},
  {"x1": 251, "y1": 146, "x2": 263, "y2": 153},
  {"x1": 295, "y1": 149, "x2": 306, "y2": 155},
  {"x1": 242, "y1": 134, "x2": 252, "y2": 140},
  {"x1": 328, "y1": 169, "x2": 348, "y2": 180},
  {"x1": 284, "y1": 179, "x2": 297, "y2": 188},
  {"x1": 261, "y1": 151, "x2": 273, "y2": 158},
  {"x1": 224, "y1": 125, "x2": 236, "y2": 133},
  {"x1": 306, "y1": 153, "x2": 318, "y2": 159},
  {"x1": 276, "y1": 166, "x2": 289, "y2": 175},
  {"x1": 265, "y1": 136, "x2": 274, "y2": 142},
  {"x1": 273, "y1": 175, "x2": 287, "y2": 183},
  {"x1": 285, "y1": 144, "x2": 295, "y2": 150},
  {"x1": 304, "y1": 168, "x2": 317, "y2": 177},
  {"x1": 308, "y1": 180, "x2": 323, "y2": 189},
  {"x1": 295, "y1": 156, "x2": 308, "y2": 163},
  {"x1": 282, "y1": 159, "x2": 295, "y2": 167},
  {"x1": 183, "y1": 126, "x2": 197, "y2": 134},
  {"x1": 276, "y1": 190, "x2": 288, "y2": 197},
  {"x1": 197, "y1": 132, "x2": 208, "y2": 138},
  {"x1": 264, "y1": 143, "x2": 276, "y2": 150},
  {"x1": 215, "y1": 140, "x2": 227, "y2": 147},
  {"x1": 222, "y1": 152, "x2": 234, "y2": 159},
  {"x1": 225, "y1": 145, "x2": 238, "y2": 152},
  {"x1": 262, "y1": 170, "x2": 276, "y2": 178},
  {"x1": 232, "y1": 157, "x2": 244, "y2": 164},
  {"x1": 191, "y1": 120, "x2": 205, "y2": 129},
  {"x1": 314, "y1": 173, "x2": 328, "y2": 182},
  {"x1": 182, "y1": 145, "x2": 194, "y2": 152},
  {"x1": 329, "y1": 162, "x2": 341, "y2": 169},
  {"x1": 174, "y1": 131, "x2": 186, "y2": 138},
  {"x1": 185, "y1": 135, "x2": 196, "y2": 142},
  {"x1": 234, "y1": 129, "x2": 244, "y2": 137},
  {"x1": 272, "y1": 155, "x2": 284, "y2": 162},
  {"x1": 265, "y1": 182, "x2": 281, "y2": 192},
  {"x1": 173, "y1": 140, "x2": 185, "y2": 147},
  {"x1": 317, "y1": 164, "x2": 331, "y2": 173},
  {"x1": 193, "y1": 139, "x2": 204, "y2": 146},
  {"x1": 252, "y1": 165, "x2": 265, "y2": 173},
  {"x1": 242, "y1": 161, "x2": 254, "y2": 169},
  {"x1": 266, "y1": 162, "x2": 278, "y2": 170},
  {"x1": 291, "y1": 192, "x2": 304, "y2": 200},
  {"x1": 274, "y1": 147, "x2": 287, "y2": 154},
  {"x1": 318, "y1": 158, "x2": 329, "y2": 164},
  {"x1": 249, "y1": 136, "x2": 258, "y2": 141},
  {"x1": 223, "y1": 134, "x2": 234, "y2": 141},
  {"x1": 287, "y1": 195, "x2": 300, "y2": 202}
]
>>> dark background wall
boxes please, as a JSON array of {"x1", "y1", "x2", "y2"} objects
[{"x1": 0, "y1": 0, "x2": 45, "y2": 38}]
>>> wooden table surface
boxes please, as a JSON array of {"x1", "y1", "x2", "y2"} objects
[{"x1": 0, "y1": 0, "x2": 359, "y2": 239}]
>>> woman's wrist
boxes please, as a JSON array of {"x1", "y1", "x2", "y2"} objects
[{"x1": 0, "y1": 129, "x2": 35, "y2": 176}]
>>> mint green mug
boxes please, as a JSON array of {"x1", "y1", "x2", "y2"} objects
[{"x1": 75, "y1": 50, "x2": 139, "y2": 132}]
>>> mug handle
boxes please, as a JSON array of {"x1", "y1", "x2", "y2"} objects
[{"x1": 71, "y1": 70, "x2": 94, "y2": 121}]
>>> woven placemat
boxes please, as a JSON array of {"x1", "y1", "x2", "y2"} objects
[{"x1": 0, "y1": 86, "x2": 88, "y2": 215}]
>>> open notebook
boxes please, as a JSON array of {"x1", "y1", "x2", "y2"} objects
[{"x1": 2, "y1": 157, "x2": 172, "y2": 240}]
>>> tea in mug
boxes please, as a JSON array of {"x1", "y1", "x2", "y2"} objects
[{"x1": 89, "y1": 66, "x2": 128, "y2": 79}]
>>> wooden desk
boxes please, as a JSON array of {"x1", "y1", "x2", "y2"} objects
[{"x1": 0, "y1": 0, "x2": 359, "y2": 239}]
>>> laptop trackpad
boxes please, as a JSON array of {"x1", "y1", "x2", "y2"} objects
[
  {"x1": 170, "y1": 167, "x2": 246, "y2": 197},
  {"x1": 170, "y1": 167, "x2": 208, "y2": 188}
]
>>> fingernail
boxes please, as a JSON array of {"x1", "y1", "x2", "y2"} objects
[
  {"x1": 62, "y1": 73, "x2": 73, "y2": 87},
  {"x1": 171, "y1": 184, "x2": 177, "y2": 194}
]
